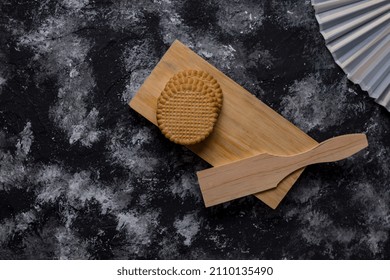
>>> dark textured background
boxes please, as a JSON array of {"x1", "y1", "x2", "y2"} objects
[{"x1": 0, "y1": 0, "x2": 389, "y2": 259}]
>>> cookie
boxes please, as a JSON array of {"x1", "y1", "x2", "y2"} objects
[{"x1": 156, "y1": 70, "x2": 223, "y2": 145}]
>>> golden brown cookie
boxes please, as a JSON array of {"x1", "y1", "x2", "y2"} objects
[{"x1": 156, "y1": 70, "x2": 223, "y2": 145}]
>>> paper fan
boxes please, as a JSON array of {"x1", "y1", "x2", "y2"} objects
[{"x1": 312, "y1": 0, "x2": 390, "y2": 111}]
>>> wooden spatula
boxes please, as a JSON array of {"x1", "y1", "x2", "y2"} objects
[{"x1": 197, "y1": 134, "x2": 368, "y2": 207}]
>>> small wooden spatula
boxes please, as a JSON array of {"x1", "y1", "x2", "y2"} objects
[{"x1": 197, "y1": 134, "x2": 368, "y2": 207}]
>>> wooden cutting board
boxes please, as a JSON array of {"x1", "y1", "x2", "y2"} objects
[{"x1": 129, "y1": 40, "x2": 318, "y2": 209}]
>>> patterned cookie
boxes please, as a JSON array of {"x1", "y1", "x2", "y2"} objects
[{"x1": 156, "y1": 70, "x2": 223, "y2": 145}]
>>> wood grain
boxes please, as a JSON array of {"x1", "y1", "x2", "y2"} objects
[
  {"x1": 129, "y1": 40, "x2": 319, "y2": 209},
  {"x1": 198, "y1": 134, "x2": 368, "y2": 207}
]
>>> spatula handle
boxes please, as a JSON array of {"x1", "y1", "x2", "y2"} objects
[{"x1": 285, "y1": 134, "x2": 368, "y2": 169}]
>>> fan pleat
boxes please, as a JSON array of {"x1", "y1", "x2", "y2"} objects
[
  {"x1": 313, "y1": 0, "x2": 364, "y2": 13},
  {"x1": 376, "y1": 85, "x2": 390, "y2": 111},
  {"x1": 368, "y1": 60, "x2": 390, "y2": 98}
]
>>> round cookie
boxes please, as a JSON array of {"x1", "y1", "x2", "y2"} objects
[{"x1": 156, "y1": 70, "x2": 223, "y2": 145}]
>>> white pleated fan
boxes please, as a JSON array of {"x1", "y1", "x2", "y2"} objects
[{"x1": 312, "y1": 0, "x2": 390, "y2": 111}]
